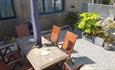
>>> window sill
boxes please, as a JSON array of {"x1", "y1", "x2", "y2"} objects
[
  {"x1": 39, "y1": 10, "x2": 64, "y2": 15},
  {"x1": 0, "y1": 16, "x2": 16, "y2": 20}
]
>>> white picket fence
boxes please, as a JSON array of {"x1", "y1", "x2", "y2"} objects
[{"x1": 83, "y1": 3, "x2": 115, "y2": 19}]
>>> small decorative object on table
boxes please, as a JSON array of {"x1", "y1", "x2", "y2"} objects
[{"x1": 39, "y1": 45, "x2": 50, "y2": 56}]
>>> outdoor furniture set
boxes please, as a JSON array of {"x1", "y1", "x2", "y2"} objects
[{"x1": 0, "y1": 24, "x2": 82, "y2": 70}]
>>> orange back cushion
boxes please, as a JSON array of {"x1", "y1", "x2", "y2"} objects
[
  {"x1": 62, "y1": 31, "x2": 77, "y2": 50},
  {"x1": 50, "y1": 25, "x2": 61, "y2": 43}
]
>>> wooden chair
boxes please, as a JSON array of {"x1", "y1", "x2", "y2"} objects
[
  {"x1": 63, "y1": 62, "x2": 83, "y2": 70},
  {"x1": 0, "y1": 43, "x2": 23, "y2": 65},
  {"x1": 15, "y1": 24, "x2": 30, "y2": 37},
  {"x1": 45, "y1": 25, "x2": 61, "y2": 46},
  {"x1": 0, "y1": 59, "x2": 34, "y2": 70},
  {"x1": 61, "y1": 31, "x2": 77, "y2": 58},
  {"x1": 17, "y1": 64, "x2": 34, "y2": 70}
]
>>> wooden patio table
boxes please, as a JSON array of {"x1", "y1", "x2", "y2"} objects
[{"x1": 16, "y1": 36, "x2": 68, "y2": 70}]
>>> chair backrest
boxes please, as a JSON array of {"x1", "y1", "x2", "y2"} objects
[
  {"x1": 16, "y1": 24, "x2": 30, "y2": 37},
  {"x1": 0, "y1": 43, "x2": 22, "y2": 64},
  {"x1": 0, "y1": 43, "x2": 19, "y2": 57},
  {"x1": 64, "y1": 62, "x2": 83, "y2": 70},
  {"x1": 0, "y1": 59, "x2": 10, "y2": 70},
  {"x1": 50, "y1": 25, "x2": 61, "y2": 43},
  {"x1": 62, "y1": 31, "x2": 77, "y2": 51}
]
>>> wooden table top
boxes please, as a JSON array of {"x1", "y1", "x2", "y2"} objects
[{"x1": 16, "y1": 36, "x2": 68, "y2": 70}]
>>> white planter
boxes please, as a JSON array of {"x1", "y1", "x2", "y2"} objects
[
  {"x1": 94, "y1": 37, "x2": 104, "y2": 47},
  {"x1": 82, "y1": 34, "x2": 94, "y2": 43}
]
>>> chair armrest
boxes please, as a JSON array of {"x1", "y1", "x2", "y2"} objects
[
  {"x1": 66, "y1": 50, "x2": 72, "y2": 57},
  {"x1": 0, "y1": 43, "x2": 16, "y2": 50}
]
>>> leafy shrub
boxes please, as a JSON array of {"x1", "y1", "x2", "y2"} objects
[
  {"x1": 65, "y1": 11, "x2": 79, "y2": 27},
  {"x1": 75, "y1": 13, "x2": 100, "y2": 36},
  {"x1": 102, "y1": 0, "x2": 111, "y2": 5}
]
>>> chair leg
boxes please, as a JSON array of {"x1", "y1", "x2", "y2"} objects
[
  {"x1": 66, "y1": 57, "x2": 74, "y2": 64},
  {"x1": 70, "y1": 57, "x2": 74, "y2": 64}
]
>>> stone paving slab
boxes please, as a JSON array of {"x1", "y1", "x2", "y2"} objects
[{"x1": 72, "y1": 38, "x2": 115, "y2": 70}]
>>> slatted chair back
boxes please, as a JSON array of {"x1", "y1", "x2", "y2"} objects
[
  {"x1": 64, "y1": 62, "x2": 83, "y2": 70},
  {"x1": 0, "y1": 43, "x2": 22, "y2": 65},
  {"x1": 16, "y1": 24, "x2": 30, "y2": 37},
  {"x1": 50, "y1": 25, "x2": 61, "y2": 44}
]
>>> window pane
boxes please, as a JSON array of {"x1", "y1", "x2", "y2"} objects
[
  {"x1": 55, "y1": 0, "x2": 62, "y2": 11},
  {"x1": 0, "y1": 0, "x2": 15, "y2": 18},
  {"x1": 37, "y1": 0, "x2": 43, "y2": 13},
  {"x1": 37, "y1": 0, "x2": 64, "y2": 14},
  {"x1": 44, "y1": 0, "x2": 55, "y2": 12}
]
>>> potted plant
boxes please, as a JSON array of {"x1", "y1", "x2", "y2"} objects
[
  {"x1": 91, "y1": 17, "x2": 115, "y2": 47},
  {"x1": 104, "y1": 36, "x2": 114, "y2": 51},
  {"x1": 98, "y1": 17, "x2": 115, "y2": 50},
  {"x1": 93, "y1": 25, "x2": 105, "y2": 46},
  {"x1": 101, "y1": 18, "x2": 115, "y2": 36},
  {"x1": 65, "y1": 5, "x2": 79, "y2": 31},
  {"x1": 75, "y1": 13, "x2": 100, "y2": 42},
  {"x1": 65, "y1": 11, "x2": 79, "y2": 30}
]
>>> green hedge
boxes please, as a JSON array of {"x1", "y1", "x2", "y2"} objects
[{"x1": 102, "y1": 0, "x2": 111, "y2": 5}]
